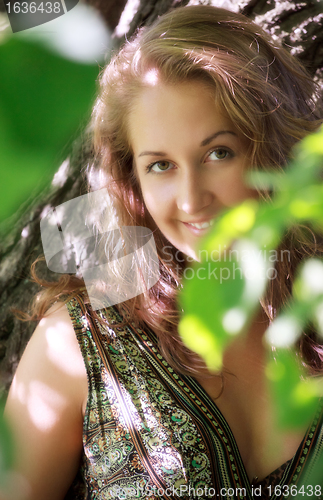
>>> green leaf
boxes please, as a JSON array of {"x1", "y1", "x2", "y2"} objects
[
  {"x1": 0, "y1": 37, "x2": 99, "y2": 222},
  {"x1": 0, "y1": 401, "x2": 14, "y2": 486},
  {"x1": 266, "y1": 350, "x2": 319, "y2": 429},
  {"x1": 179, "y1": 125, "x2": 323, "y2": 429}
]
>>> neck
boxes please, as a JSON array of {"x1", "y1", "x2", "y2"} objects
[{"x1": 196, "y1": 306, "x2": 269, "y2": 378}]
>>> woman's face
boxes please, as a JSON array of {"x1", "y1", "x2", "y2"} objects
[{"x1": 128, "y1": 80, "x2": 257, "y2": 261}]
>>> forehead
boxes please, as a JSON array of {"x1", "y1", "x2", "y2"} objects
[{"x1": 127, "y1": 80, "x2": 238, "y2": 154}]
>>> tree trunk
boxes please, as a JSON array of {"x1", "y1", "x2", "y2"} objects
[{"x1": 1, "y1": 0, "x2": 322, "y2": 398}]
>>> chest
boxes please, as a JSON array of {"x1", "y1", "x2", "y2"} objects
[{"x1": 195, "y1": 353, "x2": 308, "y2": 482}]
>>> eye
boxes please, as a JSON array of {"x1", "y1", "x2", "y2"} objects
[
  {"x1": 207, "y1": 148, "x2": 233, "y2": 161},
  {"x1": 146, "y1": 160, "x2": 174, "y2": 173}
]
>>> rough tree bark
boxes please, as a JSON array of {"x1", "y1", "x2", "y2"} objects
[{"x1": 0, "y1": 0, "x2": 322, "y2": 398}]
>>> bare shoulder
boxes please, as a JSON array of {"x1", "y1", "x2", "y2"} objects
[
  {"x1": 11, "y1": 301, "x2": 88, "y2": 401},
  {"x1": 4, "y1": 301, "x2": 88, "y2": 500},
  {"x1": 36, "y1": 301, "x2": 87, "y2": 383}
]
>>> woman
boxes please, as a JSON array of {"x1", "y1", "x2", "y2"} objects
[{"x1": 4, "y1": 5, "x2": 323, "y2": 500}]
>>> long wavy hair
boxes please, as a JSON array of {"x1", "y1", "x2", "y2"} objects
[{"x1": 27, "y1": 5, "x2": 323, "y2": 375}]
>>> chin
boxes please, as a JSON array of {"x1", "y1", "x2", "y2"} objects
[{"x1": 180, "y1": 245, "x2": 200, "y2": 263}]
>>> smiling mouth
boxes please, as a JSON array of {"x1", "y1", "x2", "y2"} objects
[{"x1": 185, "y1": 220, "x2": 215, "y2": 230}]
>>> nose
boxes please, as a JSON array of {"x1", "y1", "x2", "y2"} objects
[{"x1": 176, "y1": 167, "x2": 214, "y2": 215}]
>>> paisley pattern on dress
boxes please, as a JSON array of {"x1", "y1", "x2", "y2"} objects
[{"x1": 64, "y1": 295, "x2": 323, "y2": 500}]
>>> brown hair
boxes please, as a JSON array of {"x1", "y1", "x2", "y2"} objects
[{"x1": 27, "y1": 6, "x2": 323, "y2": 374}]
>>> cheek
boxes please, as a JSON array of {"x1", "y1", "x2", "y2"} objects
[
  {"x1": 141, "y1": 181, "x2": 174, "y2": 219},
  {"x1": 142, "y1": 192, "x2": 159, "y2": 217},
  {"x1": 214, "y1": 167, "x2": 253, "y2": 205},
  {"x1": 134, "y1": 170, "x2": 162, "y2": 218}
]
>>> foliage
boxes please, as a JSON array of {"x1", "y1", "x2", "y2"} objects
[
  {"x1": 179, "y1": 126, "x2": 323, "y2": 429},
  {"x1": 0, "y1": 400, "x2": 13, "y2": 492},
  {"x1": 0, "y1": 10, "x2": 104, "y2": 486},
  {"x1": 0, "y1": 35, "x2": 99, "y2": 223}
]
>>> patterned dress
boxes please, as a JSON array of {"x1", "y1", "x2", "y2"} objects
[{"x1": 64, "y1": 295, "x2": 323, "y2": 500}]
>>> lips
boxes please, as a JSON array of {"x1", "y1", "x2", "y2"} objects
[
  {"x1": 183, "y1": 219, "x2": 215, "y2": 236},
  {"x1": 185, "y1": 219, "x2": 215, "y2": 229}
]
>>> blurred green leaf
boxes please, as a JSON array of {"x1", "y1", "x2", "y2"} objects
[
  {"x1": 0, "y1": 401, "x2": 14, "y2": 486},
  {"x1": 0, "y1": 37, "x2": 99, "y2": 222},
  {"x1": 266, "y1": 350, "x2": 318, "y2": 429},
  {"x1": 179, "y1": 125, "x2": 323, "y2": 429},
  {"x1": 179, "y1": 259, "x2": 245, "y2": 370}
]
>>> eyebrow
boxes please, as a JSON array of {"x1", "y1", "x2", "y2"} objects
[
  {"x1": 138, "y1": 130, "x2": 237, "y2": 158},
  {"x1": 200, "y1": 130, "x2": 237, "y2": 147}
]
